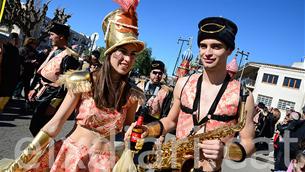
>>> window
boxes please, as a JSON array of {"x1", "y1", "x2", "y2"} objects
[
  {"x1": 262, "y1": 73, "x2": 278, "y2": 85},
  {"x1": 282, "y1": 77, "x2": 302, "y2": 89},
  {"x1": 257, "y1": 94, "x2": 273, "y2": 107},
  {"x1": 277, "y1": 99, "x2": 295, "y2": 110}
]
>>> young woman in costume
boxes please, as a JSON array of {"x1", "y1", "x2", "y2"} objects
[{"x1": 1, "y1": 0, "x2": 145, "y2": 171}]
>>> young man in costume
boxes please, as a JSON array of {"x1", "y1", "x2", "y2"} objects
[
  {"x1": 127, "y1": 16, "x2": 255, "y2": 171},
  {"x1": 27, "y1": 23, "x2": 80, "y2": 136}
]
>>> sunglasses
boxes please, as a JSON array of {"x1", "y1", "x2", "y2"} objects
[{"x1": 152, "y1": 71, "x2": 163, "y2": 75}]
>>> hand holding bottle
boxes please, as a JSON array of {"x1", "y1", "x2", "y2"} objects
[{"x1": 129, "y1": 115, "x2": 146, "y2": 151}]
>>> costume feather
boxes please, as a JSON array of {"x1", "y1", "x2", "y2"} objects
[{"x1": 113, "y1": 0, "x2": 139, "y2": 12}]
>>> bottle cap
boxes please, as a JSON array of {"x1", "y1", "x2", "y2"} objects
[{"x1": 136, "y1": 116, "x2": 144, "y2": 126}]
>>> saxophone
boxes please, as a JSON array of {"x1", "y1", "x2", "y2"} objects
[{"x1": 144, "y1": 86, "x2": 249, "y2": 171}]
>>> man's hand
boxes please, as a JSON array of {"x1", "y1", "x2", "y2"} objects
[
  {"x1": 124, "y1": 122, "x2": 148, "y2": 142},
  {"x1": 199, "y1": 139, "x2": 225, "y2": 160}
]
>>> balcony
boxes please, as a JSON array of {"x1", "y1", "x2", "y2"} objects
[{"x1": 242, "y1": 78, "x2": 256, "y2": 90}]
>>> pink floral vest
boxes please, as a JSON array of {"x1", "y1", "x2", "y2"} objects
[
  {"x1": 38, "y1": 49, "x2": 69, "y2": 83},
  {"x1": 176, "y1": 73, "x2": 240, "y2": 139}
]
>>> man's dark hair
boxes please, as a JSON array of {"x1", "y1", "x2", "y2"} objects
[
  {"x1": 91, "y1": 50, "x2": 101, "y2": 58},
  {"x1": 257, "y1": 102, "x2": 265, "y2": 109}
]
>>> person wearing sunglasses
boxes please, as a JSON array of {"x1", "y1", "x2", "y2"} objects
[
  {"x1": 146, "y1": 60, "x2": 165, "y2": 100},
  {"x1": 136, "y1": 60, "x2": 174, "y2": 122},
  {"x1": 126, "y1": 16, "x2": 255, "y2": 171},
  {"x1": 134, "y1": 60, "x2": 173, "y2": 165}
]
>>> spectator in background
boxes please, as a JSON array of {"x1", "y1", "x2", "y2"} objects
[
  {"x1": 135, "y1": 60, "x2": 173, "y2": 164},
  {"x1": 13, "y1": 37, "x2": 40, "y2": 100},
  {"x1": 255, "y1": 103, "x2": 275, "y2": 152},
  {"x1": 0, "y1": 32, "x2": 21, "y2": 112},
  {"x1": 89, "y1": 50, "x2": 102, "y2": 72},
  {"x1": 287, "y1": 148, "x2": 305, "y2": 172},
  {"x1": 137, "y1": 60, "x2": 172, "y2": 122},
  {"x1": 271, "y1": 108, "x2": 281, "y2": 138},
  {"x1": 271, "y1": 108, "x2": 281, "y2": 126},
  {"x1": 253, "y1": 102, "x2": 266, "y2": 125},
  {"x1": 274, "y1": 114, "x2": 305, "y2": 171}
]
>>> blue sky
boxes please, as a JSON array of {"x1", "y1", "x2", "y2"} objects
[{"x1": 44, "y1": 0, "x2": 304, "y2": 75}]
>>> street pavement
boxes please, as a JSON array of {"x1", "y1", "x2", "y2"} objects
[
  {"x1": 0, "y1": 99, "x2": 274, "y2": 171},
  {"x1": 0, "y1": 99, "x2": 74, "y2": 159}
]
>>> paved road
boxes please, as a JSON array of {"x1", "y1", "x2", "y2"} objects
[
  {"x1": 0, "y1": 99, "x2": 74, "y2": 159},
  {"x1": 0, "y1": 99, "x2": 274, "y2": 171}
]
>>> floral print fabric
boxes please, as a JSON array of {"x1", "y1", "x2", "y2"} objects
[
  {"x1": 76, "y1": 92, "x2": 128, "y2": 136},
  {"x1": 39, "y1": 50, "x2": 67, "y2": 83},
  {"x1": 50, "y1": 138, "x2": 115, "y2": 172},
  {"x1": 176, "y1": 73, "x2": 240, "y2": 139},
  {"x1": 146, "y1": 86, "x2": 170, "y2": 118},
  {"x1": 29, "y1": 91, "x2": 136, "y2": 172}
]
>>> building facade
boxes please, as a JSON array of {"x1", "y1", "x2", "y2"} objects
[{"x1": 236, "y1": 61, "x2": 305, "y2": 119}]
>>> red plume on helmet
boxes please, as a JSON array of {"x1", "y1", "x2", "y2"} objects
[
  {"x1": 113, "y1": 0, "x2": 139, "y2": 12},
  {"x1": 102, "y1": 0, "x2": 144, "y2": 55}
]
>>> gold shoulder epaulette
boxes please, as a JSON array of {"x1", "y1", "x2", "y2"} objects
[
  {"x1": 57, "y1": 70, "x2": 92, "y2": 93},
  {"x1": 129, "y1": 85, "x2": 146, "y2": 105},
  {"x1": 65, "y1": 47, "x2": 80, "y2": 59}
]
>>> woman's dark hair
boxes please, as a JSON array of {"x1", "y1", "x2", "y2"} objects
[{"x1": 92, "y1": 54, "x2": 131, "y2": 111}]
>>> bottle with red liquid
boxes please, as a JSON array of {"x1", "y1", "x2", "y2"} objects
[{"x1": 130, "y1": 115, "x2": 144, "y2": 151}]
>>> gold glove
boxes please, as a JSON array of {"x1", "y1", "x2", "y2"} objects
[
  {"x1": 4, "y1": 131, "x2": 52, "y2": 172},
  {"x1": 225, "y1": 142, "x2": 247, "y2": 162}
]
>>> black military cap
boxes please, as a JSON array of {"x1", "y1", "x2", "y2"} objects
[
  {"x1": 151, "y1": 60, "x2": 165, "y2": 73},
  {"x1": 49, "y1": 22, "x2": 70, "y2": 39},
  {"x1": 197, "y1": 17, "x2": 238, "y2": 49}
]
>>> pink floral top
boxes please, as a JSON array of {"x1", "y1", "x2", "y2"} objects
[
  {"x1": 176, "y1": 73, "x2": 240, "y2": 139},
  {"x1": 76, "y1": 90, "x2": 139, "y2": 136}
]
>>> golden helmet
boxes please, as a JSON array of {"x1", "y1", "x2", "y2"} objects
[{"x1": 102, "y1": 8, "x2": 145, "y2": 55}]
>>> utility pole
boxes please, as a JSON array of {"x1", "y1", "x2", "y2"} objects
[
  {"x1": 236, "y1": 48, "x2": 250, "y2": 82},
  {"x1": 172, "y1": 37, "x2": 192, "y2": 76},
  {"x1": 237, "y1": 48, "x2": 250, "y2": 69},
  {"x1": 90, "y1": 34, "x2": 96, "y2": 52}
]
